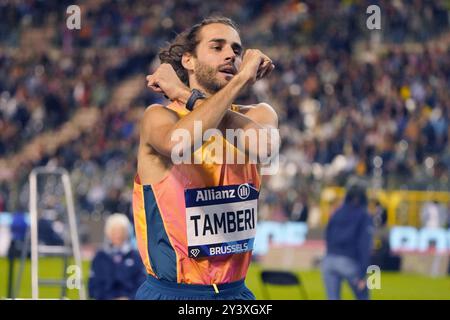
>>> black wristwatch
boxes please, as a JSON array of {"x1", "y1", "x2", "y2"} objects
[{"x1": 186, "y1": 89, "x2": 206, "y2": 111}]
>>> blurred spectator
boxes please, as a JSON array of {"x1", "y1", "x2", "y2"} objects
[
  {"x1": 447, "y1": 202, "x2": 450, "y2": 229},
  {"x1": 38, "y1": 209, "x2": 65, "y2": 246},
  {"x1": 88, "y1": 213, "x2": 145, "y2": 300},
  {"x1": 7, "y1": 210, "x2": 28, "y2": 258},
  {"x1": 369, "y1": 199, "x2": 388, "y2": 229},
  {"x1": 290, "y1": 193, "x2": 309, "y2": 223},
  {"x1": 321, "y1": 178, "x2": 374, "y2": 300},
  {"x1": 420, "y1": 200, "x2": 448, "y2": 229}
]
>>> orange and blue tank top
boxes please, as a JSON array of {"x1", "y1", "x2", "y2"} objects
[{"x1": 133, "y1": 101, "x2": 261, "y2": 285}]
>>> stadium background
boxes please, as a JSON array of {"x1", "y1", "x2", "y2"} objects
[{"x1": 0, "y1": 0, "x2": 450, "y2": 299}]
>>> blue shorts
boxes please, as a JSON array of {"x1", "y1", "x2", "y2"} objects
[{"x1": 135, "y1": 275, "x2": 255, "y2": 300}]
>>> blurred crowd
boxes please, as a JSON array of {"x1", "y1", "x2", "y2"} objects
[{"x1": 0, "y1": 0, "x2": 449, "y2": 225}]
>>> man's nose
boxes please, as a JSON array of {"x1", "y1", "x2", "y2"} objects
[{"x1": 224, "y1": 46, "x2": 236, "y2": 62}]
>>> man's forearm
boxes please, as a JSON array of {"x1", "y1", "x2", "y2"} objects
[
  {"x1": 168, "y1": 74, "x2": 248, "y2": 145},
  {"x1": 220, "y1": 110, "x2": 267, "y2": 131},
  {"x1": 219, "y1": 110, "x2": 279, "y2": 162}
]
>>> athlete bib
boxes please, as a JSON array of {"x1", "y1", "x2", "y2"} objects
[{"x1": 185, "y1": 183, "x2": 259, "y2": 258}]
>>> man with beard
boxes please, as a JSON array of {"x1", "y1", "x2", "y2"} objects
[{"x1": 133, "y1": 17, "x2": 278, "y2": 300}]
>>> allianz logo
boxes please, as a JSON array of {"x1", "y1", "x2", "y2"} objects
[{"x1": 195, "y1": 184, "x2": 251, "y2": 202}]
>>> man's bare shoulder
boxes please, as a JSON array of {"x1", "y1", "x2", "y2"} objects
[
  {"x1": 235, "y1": 102, "x2": 278, "y2": 123},
  {"x1": 235, "y1": 102, "x2": 276, "y2": 113},
  {"x1": 143, "y1": 103, "x2": 179, "y2": 118},
  {"x1": 141, "y1": 103, "x2": 180, "y2": 128}
]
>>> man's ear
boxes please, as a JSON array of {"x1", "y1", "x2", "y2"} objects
[{"x1": 181, "y1": 52, "x2": 195, "y2": 71}]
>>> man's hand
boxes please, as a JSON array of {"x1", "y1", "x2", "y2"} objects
[
  {"x1": 238, "y1": 49, "x2": 275, "y2": 85},
  {"x1": 146, "y1": 63, "x2": 190, "y2": 102}
]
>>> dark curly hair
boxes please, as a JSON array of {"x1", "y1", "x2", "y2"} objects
[{"x1": 158, "y1": 17, "x2": 239, "y2": 85}]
